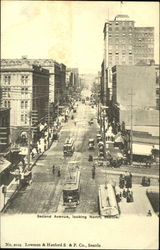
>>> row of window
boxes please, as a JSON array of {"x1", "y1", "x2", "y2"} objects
[
  {"x1": 109, "y1": 27, "x2": 133, "y2": 32},
  {"x1": 109, "y1": 38, "x2": 132, "y2": 44},
  {"x1": 109, "y1": 21, "x2": 133, "y2": 26},
  {"x1": 108, "y1": 51, "x2": 133, "y2": 55},
  {"x1": 3, "y1": 75, "x2": 29, "y2": 84},
  {"x1": 109, "y1": 33, "x2": 133, "y2": 37}
]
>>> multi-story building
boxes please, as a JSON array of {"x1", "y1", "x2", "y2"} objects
[
  {"x1": 0, "y1": 62, "x2": 49, "y2": 141},
  {"x1": 101, "y1": 14, "x2": 154, "y2": 105},
  {"x1": 134, "y1": 27, "x2": 154, "y2": 65},
  {"x1": 155, "y1": 65, "x2": 160, "y2": 110},
  {"x1": 111, "y1": 64, "x2": 159, "y2": 127},
  {"x1": 0, "y1": 108, "x2": 10, "y2": 154},
  {"x1": 0, "y1": 57, "x2": 67, "y2": 119}
]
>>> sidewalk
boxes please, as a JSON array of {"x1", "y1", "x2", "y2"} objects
[{"x1": 0, "y1": 130, "x2": 60, "y2": 212}]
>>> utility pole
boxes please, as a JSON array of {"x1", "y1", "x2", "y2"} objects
[
  {"x1": 27, "y1": 91, "x2": 32, "y2": 170},
  {"x1": 102, "y1": 108, "x2": 107, "y2": 161},
  {"x1": 103, "y1": 24, "x2": 107, "y2": 105},
  {"x1": 27, "y1": 110, "x2": 31, "y2": 170},
  {"x1": 128, "y1": 89, "x2": 134, "y2": 166},
  {"x1": 48, "y1": 99, "x2": 50, "y2": 148}
]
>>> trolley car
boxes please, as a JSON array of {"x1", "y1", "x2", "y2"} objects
[
  {"x1": 98, "y1": 183, "x2": 119, "y2": 218},
  {"x1": 63, "y1": 138, "x2": 75, "y2": 156},
  {"x1": 63, "y1": 168, "x2": 80, "y2": 208}
]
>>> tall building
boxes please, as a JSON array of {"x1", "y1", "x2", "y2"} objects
[
  {"x1": 0, "y1": 62, "x2": 49, "y2": 141},
  {"x1": 104, "y1": 14, "x2": 154, "y2": 67},
  {"x1": 102, "y1": 14, "x2": 154, "y2": 105},
  {"x1": 0, "y1": 57, "x2": 67, "y2": 119}
]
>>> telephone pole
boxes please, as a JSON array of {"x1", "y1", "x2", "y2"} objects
[
  {"x1": 128, "y1": 89, "x2": 134, "y2": 166},
  {"x1": 48, "y1": 100, "x2": 50, "y2": 148},
  {"x1": 27, "y1": 111, "x2": 31, "y2": 170}
]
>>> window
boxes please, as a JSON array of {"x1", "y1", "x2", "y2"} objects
[
  {"x1": 122, "y1": 27, "x2": 125, "y2": 31},
  {"x1": 109, "y1": 34, "x2": 112, "y2": 38},
  {"x1": 25, "y1": 114, "x2": 28, "y2": 124},
  {"x1": 21, "y1": 114, "x2": 24, "y2": 122},
  {"x1": 21, "y1": 87, "x2": 28, "y2": 95},
  {"x1": 156, "y1": 88, "x2": 160, "y2": 95},
  {"x1": 122, "y1": 56, "x2": 126, "y2": 62},
  {"x1": 115, "y1": 27, "x2": 119, "y2": 31},
  {"x1": 4, "y1": 75, "x2": 11, "y2": 84},
  {"x1": 25, "y1": 101, "x2": 28, "y2": 108},
  {"x1": 122, "y1": 50, "x2": 126, "y2": 55},
  {"x1": 115, "y1": 38, "x2": 119, "y2": 44},
  {"x1": 109, "y1": 50, "x2": 112, "y2": 54},
  {"x1": 21, "y1": 101, "x2": 24, "y2": 109},
  {"x1": 115, "y1": 51, "x2": 119, "y2": 55},
  {"x1": 115, "y1": 22, "x2": 119, "y2": 25},
  {"x1": 129, "y1": 56, "x2": 133, "y2": 60},
  {"x1": 129, "y1": 50, "x2": 132, "y2": 54},
  {"x1": 109, "y1": 27, "x2": 112, "y2": 31},
  {"x1": 4, "y1": 100, "x2": 7, "y2": 108},
  {"x1": 115, "y1": 45, "x2": 119, "y2": 50},
  {"x1": 21, "y1": 75, "x2": 29, "y2": 84}
]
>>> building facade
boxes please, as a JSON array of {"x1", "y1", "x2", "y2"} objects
[
  {"x1": 0, "y1": 62, "x2": 49, "y2": 141},
  {"x1": 0, "y1": 108, "x2": 10, "y2": 154},
  {"x1": 101, "y1": 14, "x2": 154, "y2": 105},
  {"x1": 0, "y1": 57, "x2": 67, "y2": 119},
  {"x1": 111, "y1": 64, "x2": 159, "y2": 126}
]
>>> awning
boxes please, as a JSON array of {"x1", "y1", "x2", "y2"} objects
[
  {"x1": 19, "y1": 147, "x2": 28, "y2": 155},
  {"x1": 0, "y1": 158, "x2": 11, "y2": 174},
  {"x1": 114, "y1": 133, "x2": 124, "y2": 144},
  {"x1": 132, "y1": 143, "x2": 152, "y2": 156}
]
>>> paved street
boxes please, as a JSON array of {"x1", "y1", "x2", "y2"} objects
[{"x1": 4, "y1": 102, "x2": 159, "y2": 216}]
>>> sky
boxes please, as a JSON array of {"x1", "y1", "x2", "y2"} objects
[{"x1": 1, "y1": 1, "x2": 159, "y2": 74}]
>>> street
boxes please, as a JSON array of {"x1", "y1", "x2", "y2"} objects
[{"x1": 4, "y1": 102, "x2": 159, "y2": 216}]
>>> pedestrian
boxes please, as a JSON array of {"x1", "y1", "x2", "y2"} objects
[
  {"x1": 119, "y1": 174, "x2": 125, "y2": 189},
  {"x1": 147, "y1": 210, "x2": 152, "y2": 216},
  {"x1": 52, "y1": 165, "x2": 55, "y2": 175},
  {"x1": 123, "y1": 188, "x2": 127, "y2": 198},
  {"x1": 92, "y1": 168, "x2": 95, "y2": 179},
  {"x1": 57, "y1": 166, "x2": 61, "y2": 177}
]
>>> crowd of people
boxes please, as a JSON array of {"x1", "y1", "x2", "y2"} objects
[{"x1": 116, "y1": 171, "x2": 134, "y2": 203}]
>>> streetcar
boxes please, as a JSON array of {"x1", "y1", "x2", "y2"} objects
[
  {"x1": 63, "y1": 168, "x2": 80, "y2": 208},
  {"x1": 98, "y1": 183, "x2": 119, "y2": 218},
  {"x1": 63, "y1": 138, "x2": 75, "y2": 156}
]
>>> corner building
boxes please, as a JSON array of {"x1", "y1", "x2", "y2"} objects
[{"x1": 0, "y1": 63, "x2": 49, "y2": 141}]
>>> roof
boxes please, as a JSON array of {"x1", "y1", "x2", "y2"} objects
[
  {"x1": 0, "y1": 158, "x2": 11, "y2": 174},
  {"x1": 63, "y1": 170, "x2": 80, "y2": 191},
  {"x1": 132, "y1": 143, "x2": 153, "y2": 156},
  {"x1": 99, "y1": 184, "x2": 117, "y2": 208}
]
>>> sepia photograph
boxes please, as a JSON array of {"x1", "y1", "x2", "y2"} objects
[{"x1": 0, "y1": 0, "x2": 159, "y2": 249}]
